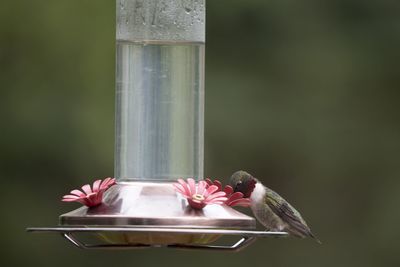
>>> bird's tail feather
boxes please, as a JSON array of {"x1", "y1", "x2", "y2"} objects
[
  {"x1": 288, "y1": 228, "x2": 322, "y2": 244},
  {"x1": 309, "y1": 232, "x2": 322, "y2": 244}
]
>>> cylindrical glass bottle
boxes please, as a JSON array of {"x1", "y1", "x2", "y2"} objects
[{"x1": 115, "y1": 0, "x2": 205, "y2": 181}]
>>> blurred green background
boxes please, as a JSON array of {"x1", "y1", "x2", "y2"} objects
[{"x1": 1, "y1": 0, "x2": 400, "y2": 266}]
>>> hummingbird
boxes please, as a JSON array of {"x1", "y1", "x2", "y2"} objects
[{"x1": 229, "y1": 170, "x2": 320, "y2": 243}]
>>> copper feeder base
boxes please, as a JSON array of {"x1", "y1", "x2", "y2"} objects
[{"x1": 59, "y1": 182, "x2": 256, "y2": 246}]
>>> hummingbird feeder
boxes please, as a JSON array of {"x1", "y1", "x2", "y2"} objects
[{"x1": 28, "y1": 0, "x2": 287, "y2": 251}]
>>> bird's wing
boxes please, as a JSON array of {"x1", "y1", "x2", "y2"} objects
[{"x1": 265, "y1": 190, "x2": 312, "y2": 237}]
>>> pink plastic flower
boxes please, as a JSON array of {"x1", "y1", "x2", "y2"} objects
[
  {"x1": 62, "y1": 177, "x2": 116, "y2": 207},
  {"x1": 205, "y1": 178, "x2": 251, "y2": 207},
  {"x1": 173, "y1": 178, "x2": 228, "y2": 210}
]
